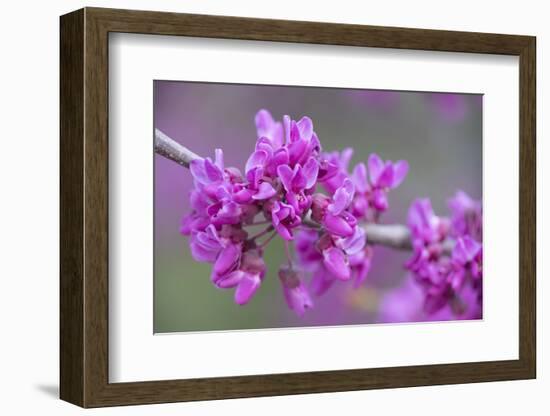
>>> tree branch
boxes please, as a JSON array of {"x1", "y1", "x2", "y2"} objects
[
  {"x1": 155, "y1": 128, "x2": 201, "y2": 168},
  {"x1": 364, "y1": 223, "x2": 412, "y2": 250},
  {"x1": 154, "y1": 128, "x2": 414, "y2": 250}
]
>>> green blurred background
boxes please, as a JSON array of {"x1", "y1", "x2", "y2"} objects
[{"x1": 154, "y1": 81, "x2": 482, "y2": 333}]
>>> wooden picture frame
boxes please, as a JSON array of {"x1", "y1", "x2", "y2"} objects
[{"x1": 60, "y1": 7, "x2": 536, "y2": 408}]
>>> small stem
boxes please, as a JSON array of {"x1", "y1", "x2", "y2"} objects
[
  {"x1": 284, "y1": 241, "x2": 294, "y2": 269},
  {"x1": 243, "y1": 220, "x2": 272, "y2": 227},
  {"x1": 258, "y1": 231, "x2": 278, "y2": 249},
  {"x1": 248, "y1": 225, "x2": 274, "y2": 241},
  {"x1": 450, "y1": 293, "x2": 466, "y2": 316}
]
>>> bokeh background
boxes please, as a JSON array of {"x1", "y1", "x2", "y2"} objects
[{"x1": 154, "y1": 81, "x2": 482, "y2": 333}]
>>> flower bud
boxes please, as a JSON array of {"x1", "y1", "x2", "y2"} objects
[{"x1": 311, "y1": 193, "x2": 330, "y2": 223}]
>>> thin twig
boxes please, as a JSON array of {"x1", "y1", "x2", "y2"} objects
[
  {"x1": 248, "y1": 225, "x2": 275, "y2": 241},
  {"x1": 155, "y1": 128, "x2": 201, "y2": 168},
  {"x1": 363, "y1": 223, "x2": 412, "y2": 250}
]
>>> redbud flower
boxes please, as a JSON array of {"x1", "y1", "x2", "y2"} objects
[
  {"x1": 367, "y1": 153, "x2": 409, "y2": 212},
  {"x1": 214, "y1": 250, "x2": 266, "y2": 305},
  {"x1": 311, "y1": 179, "x2": 358, "y2": 238},
  {"x1": 255, "y1": 109, "x2": 284, "y2": 150},
  {"x1": 405, "y1": 195, "x2": 482, "y2": 319},
  {"x1": 277, "y1": 157, "x2": 319, "y2": 214},
  {"x1": 448, "y1": 190, "x2": 482, "y2": 241},
  {"x1": 279, "y1": 266, "x2": 313, "y2": 316},
  {"x1": 318, "y1": 148, "x2": 354, "y2": 193},
  {"x1": 271, "y1": 200, "x2": 302, "y2": 241}
]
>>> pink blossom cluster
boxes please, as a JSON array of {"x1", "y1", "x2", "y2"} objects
[
  {"x1": 181, "y1": 109, "x2": 408, "y2": 315},
  {"x1": 405, "y1": 191, "x2": 483, "y2": 318},
  {"x1": 296, "y1": 149, "x2": 408, "y2": 298}
]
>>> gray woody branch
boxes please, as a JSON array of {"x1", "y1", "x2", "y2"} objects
[
  {"x1": 154, "y1": 128, "x2": 413, "y2": 250},
  {"x1": 155, "y1": 128, "x2": 201, "y2": 168}
]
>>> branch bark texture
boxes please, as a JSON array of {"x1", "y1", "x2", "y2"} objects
[{"x1": 155, "y1": 128, "x2": 201, "y2": 168}]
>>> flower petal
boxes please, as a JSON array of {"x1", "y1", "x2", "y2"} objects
[
  {"x1": 245, "y1": 150, "x2": 268, "y2": 175},
  {"x1": 453, "y1": 236, "x2": 481, "y2": 264},
  {"x1": 377, "y1": 163, "x2": 395, "y2": 188},
  {"x1": 408, "y1": 198, "x2": 436, "y2": 231},
  {"x1": 255, "y1": 137, "x2": 274, "y2": 158},
  {"x1": 213, "y1": 244, "x2": 241, "y2": 276},
  {"x1": 291, "y1": 164, "x2": 307, "y2": 191},
  {"x1": 233, "y1": 188, "x2": 254, "y2": 204},
  {"x1": 234, "y1": 273, "x2": 261, "y2": 305},
  {"x1": 269, "y1": 147, "x2": 289, "y2": 168},
  {"x1": 283, "y1": 115, "x2": 291, "y2": 144},
  {"x1": 214, "y1": 148, "x2": 224, "y2": 170},
  {"x1": 368, "y1": 153, "x2": 384, "y2": 185},
  {"x1": 255, "y1": 109, "x2": 274, "y2": 136},
  {"x1": 371, "y1": 189, "x2": 389, "y2": 211},
  {"x1": 296, "y1": 116, "x2": 313, "y2": 141},
  {"x1": 323, "y1": 247, "x2": 351, "y2": 280},
  {"x1": 252, "y1": 181, "x2": 276, "y2": 200},
  {"x1": 277, "y1": 164, "x2": 295, "y2": 193},
  {"x1": 302, "y1": 157, "x2": 319, "y2": 189},
  {"x1": 317, "y1": 159, "x2": 339, "y2": 182},
  {"x1": 338, "y1": 226, "x2": 366, "y2": 255},
  {"x1": 195, "y1": 228, "x2": 221, "y2": 250},
  {"x1": 288, "y1": 120, "x2": 301, "y2": 143},
  {"x1": 189, "y1": 159, "x2": 208, "y2": 184},
  {"x1": 391, "y1": 160, "x2": 409, "y2": 188},
  {"x1": 283, "y1": 282, "x2": 314, "y2": 316},
  {"x1": 328, "y1": 178, "x2": 355, "y2": 215},
  {"x1": 352, "y1": 162, "x2": 369, "y2": 193},
  {"x1": 204, "y1": 158, "x2": 224, "y2": 182},
  {"x1": 190, "y1": 239, "x2": 219, "y2": 262},
  {"x1": 216, "y1": 270, "x2": 244, "y2": 288},
  {"x1": 288, "y1": 137, "x2": 308, "y2": 165},
  {"x1": 323, "y1": 213, "x2": 354, "y2": 237},
  {"x1": 189, "y1": 190, "x2": 209, "y2": 213}
]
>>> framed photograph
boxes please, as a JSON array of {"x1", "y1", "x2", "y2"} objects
[{"x1": 60, "y1": 7, "x2": 536, "y2": 408}]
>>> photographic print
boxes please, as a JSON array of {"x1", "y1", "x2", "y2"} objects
[{"x1": 153, "y1": 81, "x2": 482, "y2": 333}]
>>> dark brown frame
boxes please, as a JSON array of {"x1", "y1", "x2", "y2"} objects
[{"x1": 60, "y1": 7, "x2": 536, "y2": 408}]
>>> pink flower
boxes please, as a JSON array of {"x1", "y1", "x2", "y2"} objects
[
  {"x1": 407, "y1": 198, "x2": 449, "y2": 244},
  {"x1": 283, "y1": 115, "x2": 321, "y2": 166},
  {"x1": 277, "y1": 157, "x2": 319, "y2": 214},
  {"x1": 294, "y1": 227, "x2": 369, "y2": 297},
  {"x1": 319, "y1": 227, "x2": 366, "y2": 282},
  {"x1": 452, "y1": 236, "x2": 482, "y2": 286},
  {"x1": 214, "y1": 250, "x2": 266, "y2": 305},
  {"x1": 405, "y1": 196, "x2": 482, "y2": 319},
  {"x1": 255, "y1": 109, "x2": 284, "y2": 150},
  {"x1": 311, "y1": 179, "x2": 358, "y2": 238},
  {"x1": 279, "y1": 266, "x2": 313, "y2": 316},
  {"x1": 448, "y1": 190, "x2": 482, "y2": 241},
  {"x1": 318, "y1": 148, "x2": 354, "y2": 193},
  {"x1": 295, "y1": 229, "x2": 336, "y2": 296},
  {"x1": 320, "y1": 151, "x2": 408, "y2": 220},
  {"x1": 270, "y1": 201, "x2": 301, "y2": 241},
  {"x1": 366, "y1": 153, "x2": 409, "y2": 212}
]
